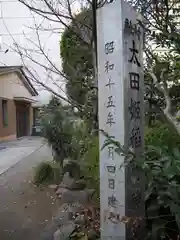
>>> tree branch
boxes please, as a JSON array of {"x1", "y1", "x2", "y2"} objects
[{"x1": 149, "y1": 69, "x2": 180, "y2": 135}]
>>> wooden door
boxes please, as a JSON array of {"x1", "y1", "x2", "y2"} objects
[{"x1": 16, "y1": 102, "x2": 29, "y2": 138}]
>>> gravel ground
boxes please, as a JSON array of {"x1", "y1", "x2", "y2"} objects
[{"x1": 0, "y1": 138, "x2": 61, "y2": 240}]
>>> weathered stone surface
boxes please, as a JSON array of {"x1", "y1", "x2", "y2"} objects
[
  {"x1": 53, "y1": 222, "x2": 76, "y2": 240},
  {"x1": 48, "y1": 184, "x2": 59, "y2": 191},
  {"x1": 58, "y1": 189, "x2": 95, "y2": 204},
  {"x1": 74, "y1": 214, "x2": 86, "y2": 224},
  {"x1": 40, "y1": 222, "x2": 58, "y2": 240},
  {"x1": 63, "y1": 160, "x2": 80, "y2": 179},
  {"x1": 56, "y1": 187, "x2": 68, "y2": 198},
  {"x1": 69, "y1": 179, "x2": 86, "y2": 190},
  {"x1": 55, "y1": 203, "x2": 84, "y2": 224},
  {"x1": 53, "y1": 229, "x2": 61, "y2": 240},
  {"x1": 60, "y1": 172, "x2": 76, "y2": 189},
  {"x1": 40, "y1": 203, "x2": 83, "y2": 240}
]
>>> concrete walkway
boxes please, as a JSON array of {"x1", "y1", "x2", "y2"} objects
[
  {"x1": 0, "y1": 137, "x2": 44, "y2": 175},
  {"x1": 0, "y1": 137, "x2": 61, "y2": 239}
]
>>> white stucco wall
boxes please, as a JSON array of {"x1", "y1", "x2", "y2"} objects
[{"x1": 0, "y1": 72, "x2": 33, "y2": 99}]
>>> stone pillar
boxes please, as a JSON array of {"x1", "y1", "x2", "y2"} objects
[{"x1": 97, "y1": 0, "x2": 145, "y2": 239}]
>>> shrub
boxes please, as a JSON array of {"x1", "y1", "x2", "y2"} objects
[
  {"x1": 81, "y1": 136, "x2": 99, "y2": 201},
  {"x1": 144, "y1": 146, "x2": 180, "y2": 239},
  {"x1": 33, "y1": 161, "x2": 61, "y2": 185},
  {"x1": 69, "y1": 121, "x2": 91, "y2": 160},
  {"x1": 41, "y1": 106, "x2": 74, "y2": 167},
  {"x1": 145, "y1": 122, "x2": 180, "y2": 150},
  {"x1": 102, "y1": 127, "x2": 180, "y2": 239}
]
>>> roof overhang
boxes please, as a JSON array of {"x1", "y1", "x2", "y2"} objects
[{"x1": 14, "y1": 97, "x2": 37, "y2": 103}]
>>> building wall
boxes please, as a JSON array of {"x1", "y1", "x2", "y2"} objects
[
  {"x1": 0, "y1": 72, "x2": 35, "y2": 141},
  {"x1": 0, "y1": 72, "x2": 33, "y2": 99},
  {"x1": 0, "y1": 0, "x2": 61, "y2": 99},
  {"x1": 0, "y1": 98, "x2": 16, "y2": 141}
]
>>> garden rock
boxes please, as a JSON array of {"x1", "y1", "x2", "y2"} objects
[
  {"x1": 41, "y1": 203, "x2": 83, "y2": 240},
  {"x1": 68, "y1": 179, "x2": 86, "y2": 190},
  {"x1": 40, "y1": 221, "x2": 59, "y2": 240},
  {"x1": 58, "y1": 189, "x2": 95, "y2": 204},
  {"x1": 59, "y1": 172, "x2": 76, "y2": 189},
  {"x1": 63, "y1": 160, "x2": 80, "y2": 179},
  {"x1": 55, "y1": 203, "x2": 84, "y2": 224},
  {"x1": 74, "y1": 214, "x2": 86, "y2": 224},
  {"x1": 48, "y1": 184, "x2": 59, "y2": 191},
  {"x1": 53, "y1": 222, "x2": 76, "y2": 240},
  {"x1": 55, "y1": 187, "x2": 68, "y2": 197}
]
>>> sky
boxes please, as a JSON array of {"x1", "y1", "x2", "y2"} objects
[{"x1": 0, "y1": 0, "x2": 82, "y2": 105}]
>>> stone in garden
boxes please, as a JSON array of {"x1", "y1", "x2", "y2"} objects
[
  {"x1": 48, "y1": 184, "x2": 59, "y2": 191},
  {"x1": 68, "y1": 179, "x2": 86, "y2": 190},
  {"x1": 41, "y1": 203, "x2": 83, "y2": 239},
  {"x1": 53, "y1": 222, "x2": 76, "y2": 240},
  {"x1": 55, "y1": 203, "x2": 84, "y2": 224},
  {"x1": 55, "y1": 187, "x2": 68, "y2": 198},
  {"x1": 58, "y1": 189, "x2": 95, "y2": 204},
  {"x1": 59, "y1": 172, "x2": 76, "y2": 189},
  {"x1": 40, "y1": 221, "x2": 59, "y2": 240},
  {"x1": 74, "y1": 214, "x2": 86, "y2": 224},
  {"x1": 53, "y1": 229, "x2": 61, "y2": 240},
  {"x1": 63, "y1": 160, "x2": 81, "y2": 179}
]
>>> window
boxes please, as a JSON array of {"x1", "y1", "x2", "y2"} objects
[{"x1": 2, "y1": 100, "x2": 8, "y2": 127}]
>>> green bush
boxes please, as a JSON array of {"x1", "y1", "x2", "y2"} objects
[
  {"x1": 33, "y1": 161, "x2": 61, "y2": 185},
  {"x1": 144, "y1": 146, "x2": 180, "y2": 239},
  {"x1": 69, "y1": 121, "x2": 91, "y2": 160},
  {"x1": 41, "y1": 104, "x2": 74, "y2": 167},
  {"x1": 143, "y1": 124, "x2": 180, "y2": 239},
  {"x1": 102, "y1": 125, "x2": 180, "y2": 239},
  {"x1": 81, "y1": 136, "x2": 99, "y2": 201},
  {"x1": 145, "y1": 122, "x2": 180, "y2": 150}
]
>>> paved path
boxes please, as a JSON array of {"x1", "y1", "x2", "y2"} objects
[
  {"x1": 0, "y1": 137, "x2": 61, "y2": 239},
  {"x1": 0, "y1": 137, "x2": 44, "y2": 174}
]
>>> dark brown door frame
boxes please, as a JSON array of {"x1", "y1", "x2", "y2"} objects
[{"x1": 15, "y1": 101, "x2": 30, "y2": 138}]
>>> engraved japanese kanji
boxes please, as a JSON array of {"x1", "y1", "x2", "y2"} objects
[
  {"x1": 108, "y1": 146, "x2": 114, "y2": 160},
  {"x1": 105, "y1": 77, "x2": 115, "y2": 89},
  {"x1": 124, "y1": 18, "x2": 141, "y2": 40},
  {"x1": 129, "y1": 40, "x2": 141, "y2": 67},
  {"x1": 129, "y1": 126, "x2": 141, "y2": 148},
  {"x1": 108, "y1": 179, "x2": 115, "y2": 189},
  {"x1": 128, "y1": 98, "x2": 140, "y2": 120},
  {"x1": 105, "y1": 61, "x2": 114, "y2": 73},
  {"x1": 129, "y1": 72, "x2": 140, "y2": 90},
  {"x1": 107, "y1": 96, "x2": 115, "y2": 108},
  {"x1": 108, "y1": 195, "x2": 117, "y2": 207},
  {"x1": 107, "y1": 165, "x2": 116, "y2": 173},
  {"x1": 105, "y1": 41, "x2": 115, "y2": 54},
  {"x1": 106, "y1": 112, "x2": 115, "y2": 126}
]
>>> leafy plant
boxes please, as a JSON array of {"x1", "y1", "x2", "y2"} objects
[
  {"x1": 41, "y1": 98, "x2": 75, "y2": 167},
  {"x1": 69, "y1": 121, "x2": 91, "y2": 161},
  {"x1": 101, "y1": 130, "x2": 180, "y2": 240},
  {"x1": 81, "y1": 136, "x2": 99, "y2": 201},
  {"x1": 33, "y1": 161, "x2": 62, "y2": 185},
  {"x1": 34, "y1": 162, "x2": 54, "y2": 185},
  {"x1": 144, "y1": 146, "x2": 180, "y2": 240},
  {"x1": 145, "y1": 122, "x2": 180, "y2": 151}
]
